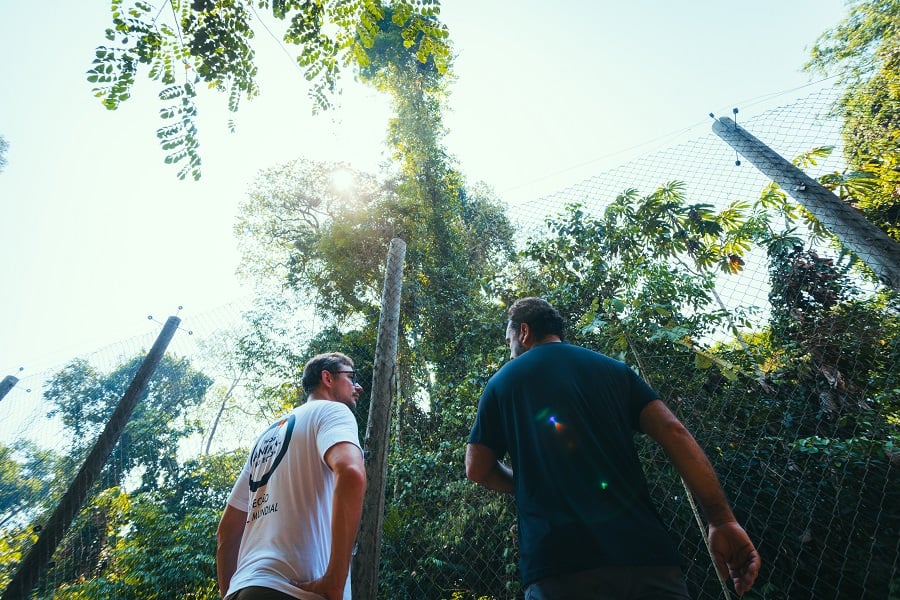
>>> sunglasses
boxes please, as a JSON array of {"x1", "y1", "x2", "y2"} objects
[{"x1": 332, "y1": 370, "x2": 359, "y2": 385}]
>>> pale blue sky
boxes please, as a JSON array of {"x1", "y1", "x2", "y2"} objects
[{"x1": 0, "y1": 0, "x2": 847, "y2": 374}]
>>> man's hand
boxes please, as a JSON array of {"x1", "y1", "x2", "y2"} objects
[
  {"x1": 291, "y1": 576, "x2": 337, "y2": 599},
  {"x1": 708, "y1": 521, "x2": 761, "y2": 596}
]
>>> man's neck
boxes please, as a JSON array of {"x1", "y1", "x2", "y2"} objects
[{"x1": 533, "y1": 335, "x2": 562, "y2": 347}]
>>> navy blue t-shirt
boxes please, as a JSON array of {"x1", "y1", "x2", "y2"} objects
[{"x1": 468, "y1": 342, "x2": 682, "y2": 586}]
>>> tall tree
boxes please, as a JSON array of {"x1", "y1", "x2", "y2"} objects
[
  {"x1": 805, "y1": 0, "x2": 900, "y2": 240},
  {"x1": 350, "y1": 20, "x2": 518, "y2": 595},
  {"x1": 45, "y1": 354, "x2": 213, "y2": 492},
  {"x1": 0, "y1": 442, "x2": 62, "y2": 530},
  {"x1": 88, "y1": 0, "x2": 450, "y2": 179},
  {"x1": 355, "y1": 8, "x2": 515, "y2": 392},
  {"x1": 230, "y1": 10, "x2": 516, "y2": 596}
]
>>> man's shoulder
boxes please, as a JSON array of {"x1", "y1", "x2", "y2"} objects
[
  {"x1": 535, "y1": 342, "x2": 611, "y2": 361},
  {"x1": 542, "y1": 343, "x2": 633, "y2": 376},
  {"x1": 300, "y1": 398, "x2": 349, "y2": 411},
  {"x1": 299, "y1": 399, "x2": 355, "y2": 420},
  {"x1": 491, "y1": 343, "x2": 591, "y2": 380},
  {"x1": 562, "y1": 342, "x2": 620, "y2": 361}
]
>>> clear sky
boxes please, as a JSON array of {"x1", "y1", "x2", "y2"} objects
[{"x1": 0, "y1": 0, "x2": 847, "y2": 376}]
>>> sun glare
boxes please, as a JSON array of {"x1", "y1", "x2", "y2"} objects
[{"x1": 330, "y1": 167, "x2": 356, "y2": 195}]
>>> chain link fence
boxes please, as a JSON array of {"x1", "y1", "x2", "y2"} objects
[
  {"x1": 1, "y1": 84, "x2": 898, "y2": 599},
  {"x1": 373, "y1": 85, "x2": 899, "y2": 599}
]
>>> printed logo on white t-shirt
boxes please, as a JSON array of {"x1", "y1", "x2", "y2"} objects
[{"x1": 248, "y1": 414, "x2": 295, "y2": 492}]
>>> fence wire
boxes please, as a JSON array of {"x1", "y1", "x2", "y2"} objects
[{"x1": 1, "y1": 85, "x2": 898, "y2": 600}]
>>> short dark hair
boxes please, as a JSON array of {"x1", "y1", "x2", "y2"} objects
[
  {"x1": 301, "y1": 352, "x2": 354, "y2": 396},
  {"x1": 508, "y1": 297, "x2": 565, "y2": 341}
]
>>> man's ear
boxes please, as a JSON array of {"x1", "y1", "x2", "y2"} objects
[
  {"x1": 321, "y1": 370, "x2": 333, "y2": 388},
  {"x1": 519, "y1": 322, "x2": 531, "y2": 346}
]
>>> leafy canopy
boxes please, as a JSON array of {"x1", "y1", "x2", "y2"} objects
[
  {"x1": 88, "y1": 0, "x2": 450, "y2": 179},
  {"x1": 45, "y1": 354, "x2": 213, "y2": 491},
  {"x1": 805, "y1": 0, "x2": 900, "y2": 240}
]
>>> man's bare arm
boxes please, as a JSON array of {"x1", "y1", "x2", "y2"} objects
[
  {"x1": 215, "y1": 504, "x2": 247, "y2": 598},
  {"x1": 640, "y1": 399, "x2": 760, "y2": 596},
  {"x1": 465, "y1": 443, "x2": 514, "y2": 493},
  {"x1": 296, "y1": 441, "x2": 366, "y2": 600}
]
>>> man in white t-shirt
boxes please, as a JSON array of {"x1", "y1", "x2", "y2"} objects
[{"x1": 216, "y1": 352, "x2": 367, "y2": 600}]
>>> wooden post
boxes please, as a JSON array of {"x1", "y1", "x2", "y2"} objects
[
  {"x1": 1, "y1": 317, "x2": 181, "y2": 600},
  {"x1": 712, "y1": 116, "x2": 900, "y2": 290},
  {"x1": 0, "y1": 375, "x2": 18, "y2": 402},
  {"x1": 352, "y1": 238, "x2": 406, "y2": 600}
]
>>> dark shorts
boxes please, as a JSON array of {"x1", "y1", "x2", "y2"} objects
[
  {"x1": 225, "y1": 586, "x2": 298, "y2": 600},
  {"x1": 524, "y1": 565, "x2": 691, "y2": 600}
]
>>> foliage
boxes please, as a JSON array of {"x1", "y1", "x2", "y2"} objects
[
  {"x1": 830, "y1": 81, "x2": 900, "y2": 240},
  {"x1": 45, "y1": 354, "x2": 213, "y2": 492},
  {"x1": 504, "y1": 170, "x2": 900, "y2": 598},
  {"x1": 700, "y1": 244, "x2": 900, "y2": 599},
  {"x1": 227, "y1": 9, "x2": 516, "y2": 598},
  {"x1": 0, "y1": 442, "x2": 61, "y2": 594},
  {"x1": 766, "y1": 245, "x2": 898, "y2": 437},
  {"x1": 236, "y1": 158, "x2": 394, "y2": 311},
  {"x1": 192, "y1": 328, "x2": 256, "y2": 455},
  {"x1": 16, "y1": 2, "x2": 890, "y2": 598},
  {"x1": 48, "y1": 451, "x2": 244, "y2": 600},
  {"x1": 519, "y1": 182, "x2": 755, "y2": 384},
  {"x1": 805, "y1": 0, "x2": 900, "y2": 86},
  {"x1": 87, "y1": 0, "x2": 450, "y2": 179},
  {"x1": 0, "y1": 526, "x2": 36, "y2": 592},
  {"x1": 0, "y1": 441, "x2": 62, "y2": 531},
  {"x1": 190, "y1": 289, "x2": 347, "y2": 432},
  {"x1": 805, "y1": 0, "x2": 900, "y2": 241},
  {"x1": 0, "y1": 355, "x2": 217, "y2": 596},
  {"x1": 379, "y1": 365, "x2": 519, "y2": 600}
]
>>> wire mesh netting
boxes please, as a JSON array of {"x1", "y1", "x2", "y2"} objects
[{"x1": 1, "y1": 84, "x2": 898, "y2": 599}]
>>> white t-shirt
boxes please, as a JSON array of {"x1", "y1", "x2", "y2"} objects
[{"x1": 226, "y1": 399, "x2": 361, "y2": 600}]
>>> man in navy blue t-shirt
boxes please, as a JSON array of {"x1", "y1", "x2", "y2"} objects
[{"x1": 466, "y1": 297, "x2": 759, "y2": 599}]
